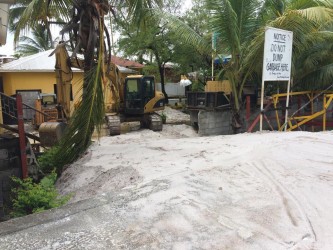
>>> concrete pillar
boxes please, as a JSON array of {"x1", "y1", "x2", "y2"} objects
[
  {"x1": 198, "y1": 110, "x2": 232, "y2": 136},
  {"x1": 189, "y1": 110, "x2": 199, "y2": 126}
]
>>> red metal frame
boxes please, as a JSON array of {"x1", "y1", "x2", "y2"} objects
[
  {"x1": 247, "y1": 100, "x2": 273, "y2": 132},
  {"x1": 246, "y1": 95, "x2": 251, "y2": 121},
  {"x1": 16, "y1": 94, "x2": 28, "y2": 179}
]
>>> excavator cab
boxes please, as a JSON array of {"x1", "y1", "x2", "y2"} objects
[{"x1": 124, "y1": 75, "x2": 164, "y2": 115}]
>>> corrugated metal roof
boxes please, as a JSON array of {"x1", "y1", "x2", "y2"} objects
[
  {"x1": 0, "y1": 49, "x2": 65, "y2": 72},
  {"x1": 0, "y1": 50, "x2": 139, "y2": 74}
]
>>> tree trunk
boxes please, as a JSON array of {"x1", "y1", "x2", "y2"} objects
[{"x1": 159, "y1": 64, "x2": 168, "y2": 104}]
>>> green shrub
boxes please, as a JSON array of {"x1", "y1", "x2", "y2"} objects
[
  {"x1": 37, "y1": 146, "x2": 61, "y2": 173},
  {"x1": 10, "y1": 172, "x2": 70, "y2": 218},
  {"x1": 191, "y1": 80, "x2": 205, "y2": 92}
]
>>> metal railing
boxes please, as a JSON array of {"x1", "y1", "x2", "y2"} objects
[
  {"x1": 0, "y1": 93, "x2": 28, "y2": 178},
  {"x1": 0, "y1": 92, "x2": 54, "y2": 125}
]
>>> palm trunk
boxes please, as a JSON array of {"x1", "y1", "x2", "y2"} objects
[
  {"x1": 154, "y1": 51, "x2": 169, "y2": 104},
  {"x1": 229, "y1": 73, "x2": 243, "y2": 132},
  {"x1": 159, "y1": 64, "x2": 169, "y2": 104}
]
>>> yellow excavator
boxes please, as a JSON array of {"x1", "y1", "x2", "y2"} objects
[{"x1": 38, "y1": 42, "x2": 165, "y2": 146}]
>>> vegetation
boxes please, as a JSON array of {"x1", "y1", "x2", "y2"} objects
[
  {"x1": 37, "y1": 146, "x2": 61, "y2": 174},
  {"x1": 206, "y1": 0, "x2": 333, "y2": 129},
  {"x1": 7, "y1": 0, "x2": 333, "y2": 168},
  {"x1": 38, "y1": 0, "x2": 165, "y2": 169},
  {"x1": 8, "y1": 0, "x2": 70, "y2": 45},
  {"x1": 15, "y1": 24, "x2": 55, "y2": 57},
  {"x1": 115, "y1": 0, "x2": 184, "y2": 103},
  {"x1": 10, "y1": 172, "x2": 70, "y2": 217}
]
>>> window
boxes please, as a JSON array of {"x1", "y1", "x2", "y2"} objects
[
  {"x1": 144, "y1": 78, "x2": 154, "y2": 98},
  {"x1": 127, "y1": 79, "x2": 139, "y2": 92}
]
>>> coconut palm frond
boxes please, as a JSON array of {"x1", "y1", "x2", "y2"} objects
[
  {"x1": 53, "y1": 61, "x2": 105, "y2": 169},
  {"x1": 287, "y1": 0, "x2": 318, "y2": 10},
  {"x1": 10, "y1": 0, "x2": 71, "y2": 43},
  {"x1": 259, "y1": 0, "x2": 285, "y2": 19},
  {"x1": 48, "y1": 0, "x2": 72, "y2": 22},
  {"x1": 126, "y1": 0, "x2": 163, "y2": 23},
  {"x1": 229, "y1": 0, "x2": 261, "y2": 46},
  {"x1": 49, "y1": 1, "x2": 110, "y2": 168},
  {"x1": 288, "y1": 0, "x2": 333, "y2": 10},
  {"x1": 207, "y1": 0, "x2": 240, "y2": 55},
  {"x1": 293, "y1": 33, "x2": 333, "y2": 88},
  {"x1": 13, "y1": 0, "x2": 47, "y2": 43},
  {"x1": 243, "y1": 10, "x2": 318, "y2": 74},
  {"x1": 15, "y1": 44, "x2": 41, "y2": 56},
  {"x1": 296, "y1": 6, "x2": 333, "y2": 22},
  {"x1": 16, "y1": 24, "x2": 53, "y2": 56},
  {"x1": 8, "y1": 6, "x2": 26, "y2": 32},
  {"x1": 295, "y1": 63, "x2": 333, "y2": 89}
]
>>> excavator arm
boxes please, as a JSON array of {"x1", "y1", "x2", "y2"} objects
[
  {"x1": 49, "y1": 42, "x2": 73, "y2": 120},
  {"x1": 51, "y1": 42, "x2": 126, "y2": 115}
]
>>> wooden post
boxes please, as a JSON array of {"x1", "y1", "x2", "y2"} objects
[
  {"x1": 284, "y1": 80, "x2": 291, "y2": 131},
  {"x1": 16, "y1": 94, "x2": 28, "y2": 179}
]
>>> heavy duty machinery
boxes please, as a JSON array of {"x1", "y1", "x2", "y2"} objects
[
  {"x1": 33, "y1": 93, "x2": 58, "y2": 128},
  {"x1": 38, "y1": 42, "x2": 165, "y2": 146}
]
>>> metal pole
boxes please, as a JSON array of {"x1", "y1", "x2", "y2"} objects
[
  {"x1": 211, "y1": 33, "x2": 215, "y2": 80},
  {"x1": 311, "y1": 92, "x2": 314, "y2": 132},
  {"x1": 323, "y1": 95, "x2": 327, "y2": 131},
  {"x1": 16, "y1": 94, "x2": 28, "y2": 179},
  {"x1": 284, "y1": 80, "x2": 291, "y2": 131},
  {"x1": 260, "y1": 79, "x2": 265, "y2": 131},
  {"x1": 211, "y1": 53, "x2": 214, "y2": 80}
]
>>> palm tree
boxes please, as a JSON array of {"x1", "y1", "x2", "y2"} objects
[
  {"x1": 204, "y1": 0, "x2": 333, "y2": 130},
  {"x1": 15, "y1": 24, "x2": 54, "y2": 56},
  {"x1": 244, "y1": 0, "x2": 333, "y2": 88},
  {"x1": 9, "y1": 0, "x2": 70, "y2": 46},
  {"x1": 41, "y1": 0, "x2": 164, "y2": 170},
  {"x1": 8, "y1": 0, "x2": 165, "y2": 171},
  {"x1": 145, "y1": 0, "x2": 333, "y2": 130},
  {"x1": 40, "y1": 0, "x2": 333, "y2": 169}
]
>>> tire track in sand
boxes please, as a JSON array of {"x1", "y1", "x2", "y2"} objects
[{"x1": 250, "y1": 160, "x2": 317, "y2": 248}]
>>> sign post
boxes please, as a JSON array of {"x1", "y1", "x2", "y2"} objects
[{"x1": 260, "y1": 27, "x2": 293, "y2": 131}]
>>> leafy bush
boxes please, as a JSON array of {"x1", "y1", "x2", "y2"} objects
[
  {"x1": 10, "y1": 172, "x2": 70, "y2": 217},
  {"x1": 161, "y1": 112, "x2": 167, "y2": 123},
  {"x1": 191, "y1": 80, "x2": 205, "y2": 92},
  {"x1": 37, "y1": 146, "x2": 61, "y2": 173}
]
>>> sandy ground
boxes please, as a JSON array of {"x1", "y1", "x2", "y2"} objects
[
  {"x1": 156, "y1": 106, "x2": 190, "y2": 124},
  {"x1": 47, "y1": 107, "x2": 333, "y2": 249}
]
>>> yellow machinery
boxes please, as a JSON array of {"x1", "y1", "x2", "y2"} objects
[
  {"x1": 271, "y1": 91, "x2": 333, "y2": 131},
  {"x1": 248, "y1": 90, "x2": 333, "y2": 132},
  {"x1": 39, "y1": 42, "x2": 165, "y2": 146},
  {"x1": 33, "y1": 94, "x2": 58, "y2": 128}
]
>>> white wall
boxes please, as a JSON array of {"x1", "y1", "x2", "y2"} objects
[{"x1": 156, "y1": 83, "x2": 185, "y2": 97}]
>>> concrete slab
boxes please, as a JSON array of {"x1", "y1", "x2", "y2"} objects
[{"x1": 0, "y1": 190, "x2": 151, "y2": 249}]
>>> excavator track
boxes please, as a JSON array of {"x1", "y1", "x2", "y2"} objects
[
  {"x1": 106, "y1": 115, "x2": 121, "y2": 136},
  {"x1": 148, "y1": 113, "x2": 163, "y2": 131}
]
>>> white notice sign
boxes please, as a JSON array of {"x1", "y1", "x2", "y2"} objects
[{"x1": 262, "y1": 27, "x2": 293, "y2": 81}]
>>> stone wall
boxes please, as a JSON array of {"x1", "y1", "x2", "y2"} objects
[{"x1": 0, "y1": 136, "x2": 22, "y2": 220}]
